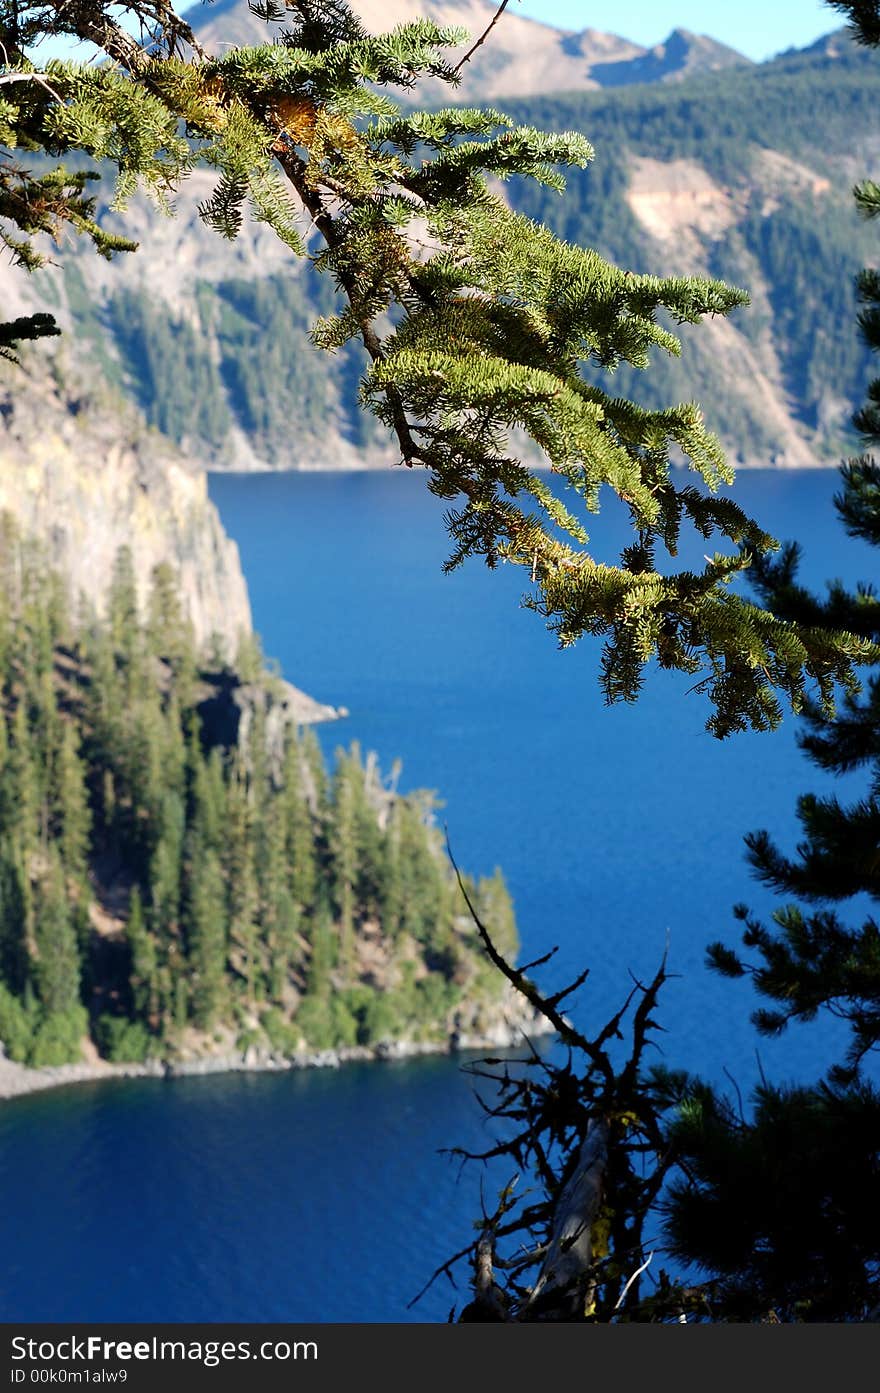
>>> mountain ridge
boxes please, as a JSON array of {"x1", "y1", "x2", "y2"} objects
[
  {"x1": 0, "y1": 10, "x2": 872, "y2": 473},
  {"x1": 185, "y1": 0, "x2": 753, "y2": 99}
]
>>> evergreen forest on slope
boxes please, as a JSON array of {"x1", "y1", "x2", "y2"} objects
[{"x1": 0, "y1": 518, "x2": 517, "y2": 1068}]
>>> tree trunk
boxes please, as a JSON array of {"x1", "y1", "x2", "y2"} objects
[{"x1": 526, "y1": 1117, "x2": 609, "y2": 1319}]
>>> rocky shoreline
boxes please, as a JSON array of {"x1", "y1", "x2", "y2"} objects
[{"x1": 0, "y1": 1015, "x2": 555, "y2": 1104}]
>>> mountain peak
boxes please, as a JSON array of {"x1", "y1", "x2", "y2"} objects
[
  {"x1": 650, "y1": 26, "x2": 752, "y2": 70},
  {"x1": 183, "y1": 0, "x2": 752, "y2": 100}
]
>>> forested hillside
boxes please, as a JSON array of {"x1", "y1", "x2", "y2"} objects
[
  {"x1": 2, "y1": 23, "x2": 877, "y2": 469},
  {"x1": 504, "y1": 35, "x2": 880, "y2": 464},
  {"x1": 0, "y1": 519, "x2": 520, "y2": 1069}
]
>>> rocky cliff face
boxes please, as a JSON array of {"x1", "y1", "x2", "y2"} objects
[{"x1": 0, "y1": 359, "x2": 252, "y2": 656}]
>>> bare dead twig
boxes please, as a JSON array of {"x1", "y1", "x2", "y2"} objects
[
  {"x1": 0, "y1": 71, "x2": 64, "y2": 102},
  {"x1": 452, "y1": 0, "x2": 512, "y2": 76},
  {"x1": 445, "y1": 828, "x2": 615, "y2": 1081},
  {"x1": 614, "y1": 1251, "x2": 655, "y2": 1313},
  {"x1": 519, "y1": 945, "x2": 559, "y2": 974}
]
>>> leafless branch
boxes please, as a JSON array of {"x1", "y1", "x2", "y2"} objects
[
  {"x1": 519, "y1": 945, "x2": 559, "y2": 973},
  {"x1": 452, "y1": 0, "x2": 512, "y2": 76},
  {"x1": 0, "y1": 71, "x2": 64, "y2": 102},
  {"x1": 446, "y1": 830, "x2": 613, "y2": 1080},
  {"x1": 614, "y1": 1251, "x2": 655, "y2": 1313},
  {"x1": 407, "y1": 1241, "x2": 472, "y2": 1309}
]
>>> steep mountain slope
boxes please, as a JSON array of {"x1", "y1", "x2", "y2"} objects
[
  {"x1": 187, "y1": 0, "x2": 749, "y2": 101},
  {"x1": 0, "y1": 17, "x2": 872, "y2": 470},
  {"x1": 505, "y1": 35, "x2": 879, "y2": 464}
]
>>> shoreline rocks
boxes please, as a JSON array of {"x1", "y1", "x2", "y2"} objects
[{"x1": 0, "y1": 1014, "x2": 555, "y2": 1104}]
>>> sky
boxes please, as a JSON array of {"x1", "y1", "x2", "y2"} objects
[{"x1": 516, "y1": 0, "x2": 840, "y2": 62}]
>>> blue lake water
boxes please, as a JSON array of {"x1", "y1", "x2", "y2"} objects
[{"x1": 1, "y1": 467, "x2": 875, "y2": 1322}]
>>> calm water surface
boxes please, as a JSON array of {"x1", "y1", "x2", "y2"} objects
[{"x1": 1, "y1": 469, "x2": 874, "y2": 1322}]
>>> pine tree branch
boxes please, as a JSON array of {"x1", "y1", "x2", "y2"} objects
[
  {"x1": 8, "y1": 1, "x2": 872, "y2": 738},
  {"x1": 271, "y1": 145, "x2": 425, "y2": 466}
]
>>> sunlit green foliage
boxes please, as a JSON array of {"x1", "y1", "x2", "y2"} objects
[{"x1": 2, "y1": 0, "x2": 874, "y2": 734}]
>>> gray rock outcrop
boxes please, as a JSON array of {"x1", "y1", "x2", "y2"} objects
[{"x1": 0, "y1": 362, "x2": 252, "y2": 657}]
